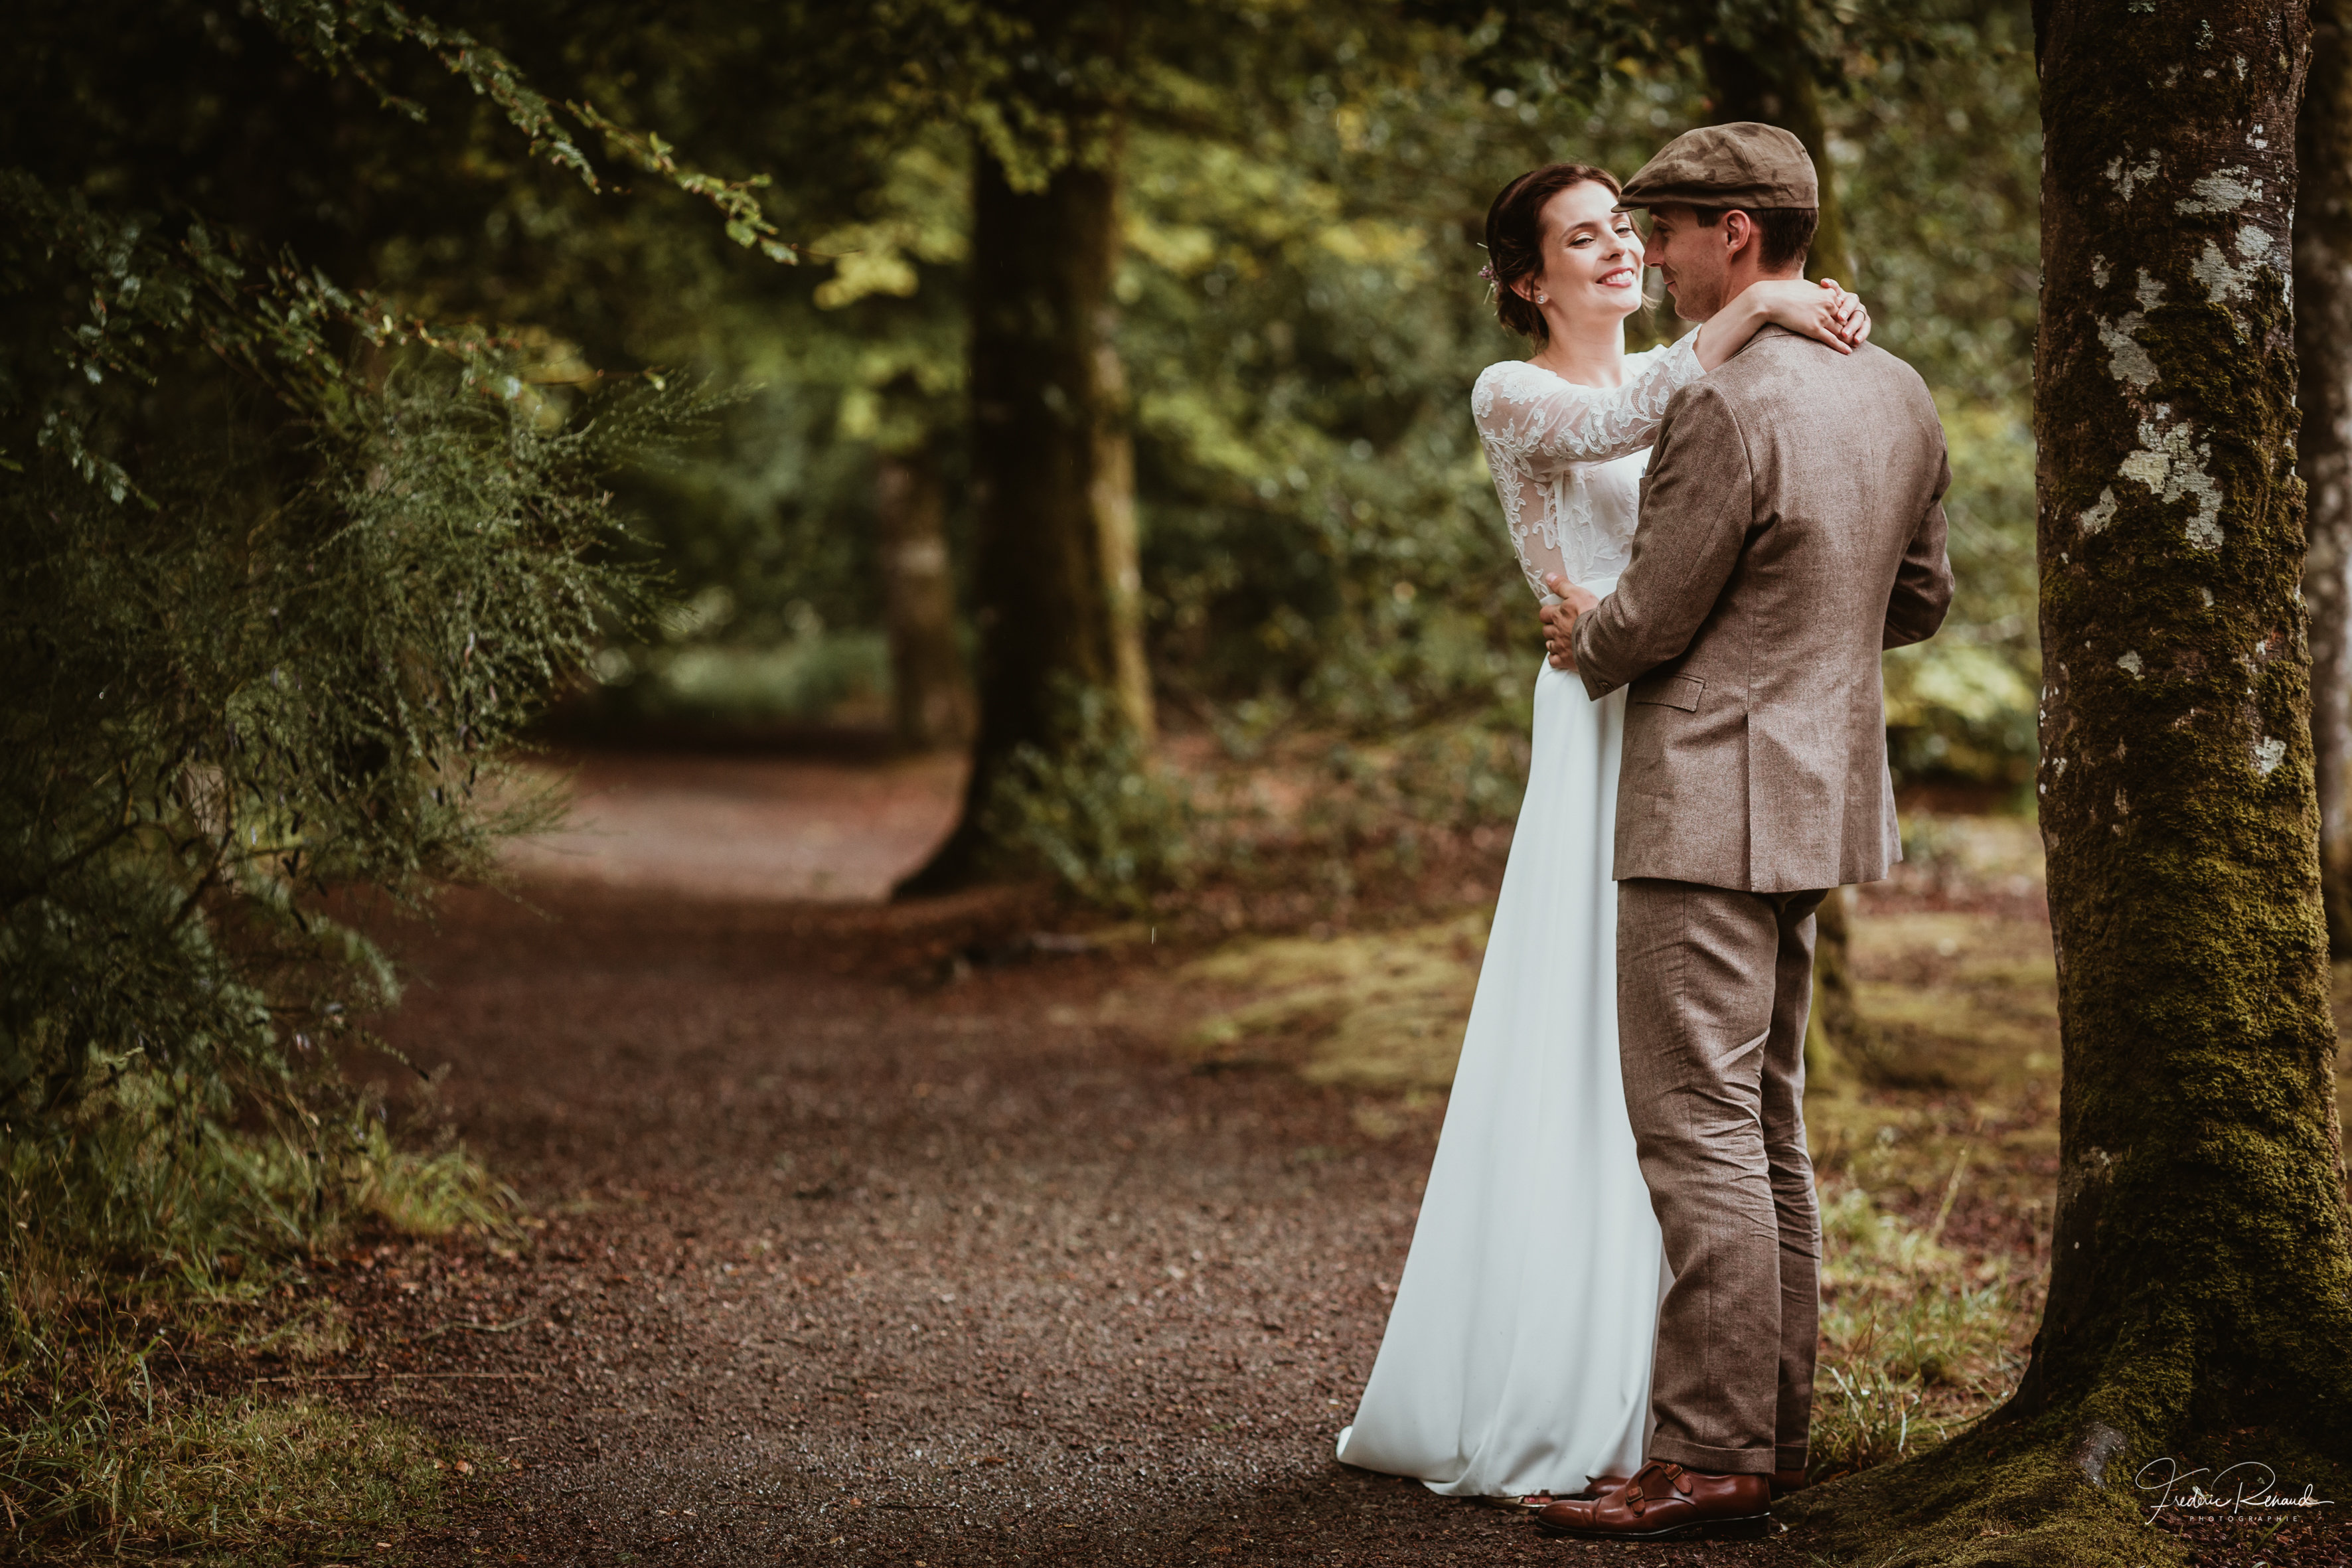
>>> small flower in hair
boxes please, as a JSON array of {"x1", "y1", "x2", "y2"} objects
[{"x1": 1478, "y1": 264, "x2": 1495, "y2": 280}]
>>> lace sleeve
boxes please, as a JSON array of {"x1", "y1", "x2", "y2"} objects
[{"x1": 1469, "y1": 334, "x2": 1705, "y2": 477}]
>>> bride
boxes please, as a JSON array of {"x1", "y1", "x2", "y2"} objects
[{"x1": 1333, "y1": 161, "x2": 1867, "y2": 1502}]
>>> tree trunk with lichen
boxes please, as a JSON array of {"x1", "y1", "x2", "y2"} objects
[
  {"x1": 896, "y1": 139, "x2": 1143, "y2": 894},
  {"x1": 1789, "y1": 3, "x2": 2352, "y2": 1560},
  {"x1": 2300, "y1": 0, "x2": 2352, "y2": 953},
  {"x1": 2015, "y1": 0, "x2": 2348, "y2": 1449}
]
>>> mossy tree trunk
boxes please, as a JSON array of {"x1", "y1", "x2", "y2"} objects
[
  {"x1": 1695, "y1": 33, "x2": 1857, "y2": 285},
  {"x1": 898, "y1": 135, "x2": 1145, "y2": 892},
  {"x1": 2016, "y1": 0, "x2": 2350, "y2": 1447},
  {"x1": 874, "y1": 451, "x2": 975, "y2": 753},
  {"x1": 2300, "y1": 0, "x2": 2352, "y2": 953},
  {"x1": 1792, "y1": 2, "x2": 2352, "y2": 1559}
]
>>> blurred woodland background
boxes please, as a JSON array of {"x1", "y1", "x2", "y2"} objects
[
  {"x1": 548, "y1": 0, "x2": 2041, "y2": 807},
  {"x1": 19, "y1": 0, "x2": 2306, "y2": 1562}
]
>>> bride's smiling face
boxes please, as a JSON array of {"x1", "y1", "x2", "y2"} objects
[{"x1": 1512, "y1": 181, "x2": 1644, "y2": 329}]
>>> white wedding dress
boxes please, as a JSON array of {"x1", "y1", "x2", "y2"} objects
[{"x1": 1334, "y1": 333, "x2": 1706, "y2": 1498}]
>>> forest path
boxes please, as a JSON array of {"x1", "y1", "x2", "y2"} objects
[
  {"x1": 334, "y1": 749, "x2": 1801, "y2": 1567},
  {"x1": 496, "y1": 747, "x2": 968, "y2": 903}
]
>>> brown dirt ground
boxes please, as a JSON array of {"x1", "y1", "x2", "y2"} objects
[{"x1": 284, "y1": 750, "x2": 2345, "y2": 1568}]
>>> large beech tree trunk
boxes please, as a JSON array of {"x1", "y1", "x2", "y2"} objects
[
  {"x1": 898, "y1": 141, "x2": 1145, "y2": 892},
  {"x1": 1792, "y1": 3, "x2": 2352, "y2": 1557},
  {"x1": 2300, "y1": 0, "x2": 2352, "y2": 953},
  {"x1": 874, "y1": 451, "x2": 974, "y2": 752},
  {"x1": 2015, "y1": 0, "x2": 2349, "y2": 1445}
]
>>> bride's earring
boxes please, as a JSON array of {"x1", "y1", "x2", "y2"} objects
[{"x1": 1536, "y1": 292, "x2": 1549, "y2": 303}]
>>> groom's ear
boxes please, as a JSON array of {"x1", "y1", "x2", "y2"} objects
[{"x1": 1721, "y1": 209, "x2": 1759, "y2": 258}]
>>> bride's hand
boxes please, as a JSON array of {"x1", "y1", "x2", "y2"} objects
[
  {"x1": 1745, "y1": 277, "x2": 1870, "y2": 354},
  {"x1": 1691, "y1": 278, "x2": 1871, "y2": 368},
  {"x1": 1814, "y1": 278, "x2": 1871, "y2": 345}
]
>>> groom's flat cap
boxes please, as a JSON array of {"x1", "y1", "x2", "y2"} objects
[{"x1": 1615, "y1": 123, "x2": 1818, "y2": 211}]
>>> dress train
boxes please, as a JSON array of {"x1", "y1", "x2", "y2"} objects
[{"x1": 1334, "y1": 651, "x2": 1668, "y2": 1498}]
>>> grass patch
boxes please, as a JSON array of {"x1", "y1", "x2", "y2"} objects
[
  {"x1": 1, "y1": 1081, "x2": 509, "y2": 1561},
  {"x1": 1845, "y1": 909, "x2": 2061, "y2": 1093},
  {"x1": 2, "y1": 1377, "x2": 459, "y2": 1565},
  {"x1": 1810, "y1": 1179, "x2": 2037, "y2": 1482},
  {"x1": 1176, "y1": 914, "x2": 1487, "y2": 1089}
]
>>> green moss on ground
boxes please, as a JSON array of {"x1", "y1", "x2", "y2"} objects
[
  {"x1": 1176, "y1": 913, "x2": 1488, "y2": 1089},
  {"x1": 1788, "y1": 1411, "x2": 2352, "y2": 1567},
  {"x1": 1784, "y1": 1415, "x2": 2177, "y2": 1568}
]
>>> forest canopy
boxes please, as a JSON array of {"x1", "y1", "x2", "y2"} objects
[
  {"x1": 0, "y1": 0, "x2": 2041, "y2": 1186},
  {"x1": 485, "y1": 0, "x2": 2043, "y2": 793}
]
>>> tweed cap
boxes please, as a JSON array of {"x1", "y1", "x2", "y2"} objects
[{"x1": 1616, "y1": 122, "x2": 1818, "y2": 211}]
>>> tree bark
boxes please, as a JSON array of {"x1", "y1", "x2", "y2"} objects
[
  {"x1": 1092, "y1": 332, "x2": 1154, "y2": 744},
  {"x1": 896, "y1": 139, "x2": 1140, "y2": 892},
  {"x1": 1793, "y1": 9, "x2": 2352, "y2": 1554},
  {"x1": 874, "y1": 452, "x2": 975, "y2": 752},
  {"x1": 2300, "y1": 0, "x2": 2352, "y2": 953},
  {"x1": 1801, "y1": 884, "x2": 1860, "y2": 1087},
  {"x1": 1695, "y1": 36, "x2": 1857, "y2": 284},
  {"x1": 2013, "y1": 0, "x2": 2349, "y2": 1470}
]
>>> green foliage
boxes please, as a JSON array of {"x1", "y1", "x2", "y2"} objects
[
  {"x1": 0, "y1": 1103, "x2": 501, "y2": 1559},
  {"x1": 582, "y1": 624, "x2": 894, "y2": 731},
  {"x1": 5, "y1": 12, "x2": 753, "y2": 1552},
  {"x1": 0, "y1": 1388, "x2": 451, "y2": 1565},
  {"x1": 1428, "y1": 0, "x2": 1944, "y2": 102},
  {"x1": 242, "y1": 0, "x2": 799, "y2": 261},
  {"x1": 3, "y1": 1076, "x2": 509, "y2": 1294},
  {"x1": 574, "y1": 2, "x2": 2042, "y2": 783},
  {"x1": 0, "y1": 346, "x2": 708, "y2": 1123},
  {"x1": 1, "y1": 0, "x2": 722, "y2": 1312},
  {"x1": 984, "y1": 684, "x2": 1196, "y2": 911},
  {"x1": 1886, "y1": 404, "x2": 2040, "y2": 781}
]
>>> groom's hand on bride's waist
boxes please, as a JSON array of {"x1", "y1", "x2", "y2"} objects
[{"x1": 1541, "y1": 573, "x2": 1601, "y2": 670}]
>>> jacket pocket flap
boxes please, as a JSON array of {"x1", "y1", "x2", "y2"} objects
[{"x1": 1630, "y1": 673, "x2": 1705, "y2": 712}]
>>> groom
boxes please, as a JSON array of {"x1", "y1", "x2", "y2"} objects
[{"x1": 1532, "y1": 124, "x2": 1954, "y2": 1541}]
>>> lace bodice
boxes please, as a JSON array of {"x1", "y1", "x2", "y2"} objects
[{"x1": 1471, "y1": 335, "x2": 1705, "y2": 599}]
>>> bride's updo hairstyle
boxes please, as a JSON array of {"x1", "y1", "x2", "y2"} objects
[{"x1": 1483, "y1": 163, "x2": 1624, "y2": 346}]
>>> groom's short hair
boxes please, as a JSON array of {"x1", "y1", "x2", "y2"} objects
[{"x1": 1684, "y1": 205, "x2": 1820, "y2": 274}]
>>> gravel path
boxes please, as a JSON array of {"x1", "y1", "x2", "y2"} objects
[
  {"x1": 496, "y1": 750, "x2": 967, "y2": 903},
  {"x1": 339, "y1": 874, "x2": 1804, "y2": 1567},
  {"x1": 316, "y1": 754, "x2": 2331, "y2": 1568}
]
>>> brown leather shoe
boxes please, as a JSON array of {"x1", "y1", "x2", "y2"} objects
[
  {"x1": 1533, "y1": 1459, "x2": 1771, "y2": 1541},
  {"x1": 1584, "y1": 1464, "x2": 1799, "y2": 1500},
  {"x1": 1508, "y1": 1473, "x2": 1629, "y2": 1510}
]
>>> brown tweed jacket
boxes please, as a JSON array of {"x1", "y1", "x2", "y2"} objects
[{"x1": 1572, "y1": 325, "x2": 1954, "y2": 892}]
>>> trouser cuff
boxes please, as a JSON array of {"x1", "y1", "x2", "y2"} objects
[{"x1": 1648, "y1": 1434, "x2": 1776, "y2": 1476}]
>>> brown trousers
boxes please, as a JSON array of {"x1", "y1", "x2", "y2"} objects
[{"x1": 1615, "y1": 878, "x2": 1824, "y2": 1475}]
